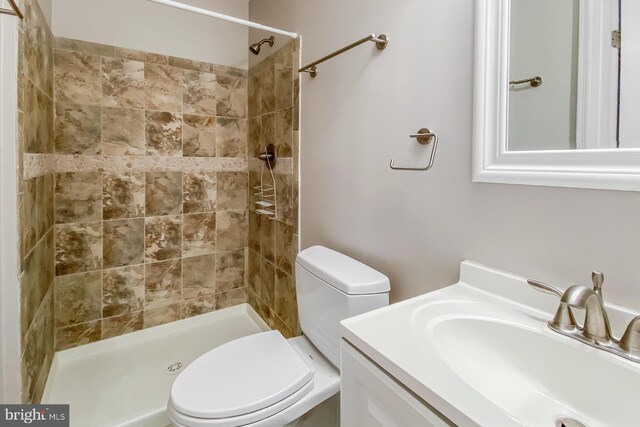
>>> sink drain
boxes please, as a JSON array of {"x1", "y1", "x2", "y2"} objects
[
  {"x1": 555, "y1": 418, "x2": 587, "y2": 427},
  {"x1": 165, "y1": 361, "x2": 184, "y2": 376}
]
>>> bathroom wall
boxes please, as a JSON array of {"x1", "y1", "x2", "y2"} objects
[
  {"x1": 49, "y1": 38, "x2": 249, "y2": 350},
  {"x1": 17, "y1": 0, "x2": 56, "y2": 404},
  {"x1": 246, "y1": 40, "x2": 300, "y2": 337},
  {"x1": 249, "y1": 0, "x2": 640, "y2": 310},
  {"x1": 51, "y1": 0, "x2": 250, "y2": 69}
]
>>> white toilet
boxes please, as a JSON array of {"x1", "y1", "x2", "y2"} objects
[{"x1": 167, "y1": 246, "x2": 390, "y2": 427}]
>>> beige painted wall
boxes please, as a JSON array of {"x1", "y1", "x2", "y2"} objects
[
  {"x1": 51, "y1": 0, "x2": 250, "y2": 69},
  {"x1": 249, "y1": 0, "x2": 640, "y2": 310}
]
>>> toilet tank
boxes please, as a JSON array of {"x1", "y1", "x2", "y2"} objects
[{"x1": 295, "y1": 246, "x2": 390, "y2": 368}]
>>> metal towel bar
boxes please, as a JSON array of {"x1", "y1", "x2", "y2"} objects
[
  {"x1": 390, "y1": 128, "x2": 439, "y2": 172},
  {"x1": 509, "y1": 76, "x2": 543, "y2": 88},
  {"x1": 0, "y1": 0, "x2": 23, "y2": 19},
  {"x1": 299, "y1": 33, "x2": 388, "y2": 78}
]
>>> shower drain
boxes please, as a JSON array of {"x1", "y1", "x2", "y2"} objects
[
  {"x1": 555, "y1": 417, "x2": 587, "y2": 427},
  {"x1": 164, "y1": 361, "x2": 185, "y2": 376}
]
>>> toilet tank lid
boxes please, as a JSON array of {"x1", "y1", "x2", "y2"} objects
[{"x1": 296, "y1": 246, "x2": 390, "y2": 295}]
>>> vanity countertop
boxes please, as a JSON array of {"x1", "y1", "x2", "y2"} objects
[{"x1": 341, "y1": 261, "x2": 640, "y2": 427}]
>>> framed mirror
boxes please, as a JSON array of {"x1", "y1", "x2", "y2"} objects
[{"x1": 473, "y1": 0, "x2": 640, "y2": 191}]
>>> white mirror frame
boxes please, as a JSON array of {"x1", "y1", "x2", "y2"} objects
[{"x1": 472, "y1": 0, "x2": 640, "y2": 192}]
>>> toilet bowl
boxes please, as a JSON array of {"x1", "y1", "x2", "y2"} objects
[{"x1": 168, "y1": 246, "x2": 390, "y2": 426}]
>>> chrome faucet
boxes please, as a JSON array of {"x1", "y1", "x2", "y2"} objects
[{"x1": 528, "y1": 272, "x2": 640, "y2": 364}]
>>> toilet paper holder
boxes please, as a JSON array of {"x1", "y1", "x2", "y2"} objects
[{"x1": 389, "y1": 128, "x2": 439, "y2": 171}]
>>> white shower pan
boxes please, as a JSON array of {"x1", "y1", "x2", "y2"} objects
[{"x1": 42, "y1": 304, "x2": 270, "y2": 427}]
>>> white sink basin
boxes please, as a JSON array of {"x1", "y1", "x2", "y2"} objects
[{"x1": 341, "y1": 262, "x2": 640, "y2": 427}]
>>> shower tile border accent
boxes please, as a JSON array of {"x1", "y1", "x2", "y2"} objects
[
  {"x1": 24, "y1": 154, "x2": 249, "y2": 179},
  {"x1": 24, "y1": 155, "x2": 293, "y2": 179}
]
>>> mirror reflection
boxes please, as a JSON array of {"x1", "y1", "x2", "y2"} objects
[{"x1": 508, "y1": 0, "x2": 638, "y2": 151}]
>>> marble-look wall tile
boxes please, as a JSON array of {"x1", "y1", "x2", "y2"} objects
[
  {"x1": 275, "y1": 173, "x2": 294, "y2": 226},
  {"x1": 248, "y1": 72, "x2": 260, "y2": 118},
  {"x1": 55, "y1": 221, "x2": 103, "y2": 276},
  {"x1": 183, "y1": 172, "x2": 216, "y2": 214},
  {"x1": 259, "y1": 64, "x2": 275, "y2": 115},
  {"x1": 54, "y1": 103, "x2": 101, "y2": 155},
  {"x1": 36, "y1": 174, "x2": 54, "y2": 239},
  {"x1": 293, "y1": 80, "x2": 300, "y2": 132},
  {"x1": 248, "y1": 249, "x2": 261, "y2": 297},
  {"x1": 24, "y1": 78, "x2": 54, "y2": 154},
  {"x1": 143, "y1": 303, "x2": 181, "y2": 329},
  {"x1": 23, "y1": 0, "x2": 53, "y2": 96},
  {"x1": 217, "y1": 74, "x2": 247, "y2": 118},
  {"x1": 102, "y1": 312, "x2": 143, "y2": 339},
  {"x1": 145, "y1": 64, "x2": 182, "y2": 112},
  {"x1": 183, "y1": 70, "x2": 217, "y2": 115},
  {"x1": 53, "y1": 271, "x2": 101, "y2": 327},
  {"x1": 217, "y1": 210, "x2": 247, "y2": 252},
  {"x1": 260, "y1": 113, "x2": 275, "y2": 150},
  {"x1": 182, "y1": 255, "x2": 216, "y2": 300},
  {"x1": 217, "y1": 118, "x2": 247, "y2": 158},
  {"x1": 55, "y1": 172, "x2": 102, "y2": 224},
  {"x1": 103, "y1": 265, "x2": 144, "y2": 318},
  {"x1": 275, "y1": 108, "x2": 293, "y2": 158},
  {"x1": 102, "y1": 108, "x2": 145, "y2": 156},
  {"x1": 54, "y1": 50, "x2": 101, "y2": 105},
  {"x1": 20, "y1": 231, "x2": 54, "y2": 340},
  {"x1": 260, "y1": 259, "x2": 275, "y2": 307},
  {"x1": 248, "y1": 117, "x2": 262, "y2": 158},
  {"x1": 217, "y1": 172, "x2": 247, "y2": 211},
  {"x1": 145, "y1": 111, "x2": 182, "y2": 156},
  {"x1": 169, "y1": 56, "x2": 211, "y2": 72},
  {"x1": 145, "y1": 259, "x2": 181, "y2": 310},
  {"x1": 211, "y1": 65, "x2": 247, "y2": 79},
  {"x1": 261, "y1": 216, "x2": 275, "y2": 264},
  {"x1": 55, "y1": 37, "x2": 115, "y2": 57},
  {"x1": 275, "y1": 268, "x2": 297, "y2": 330},
  {"x1": 275, "y1": 64, "x2": 293, "y2": 111},
  {"x1": 145, "y1": 172, "x2": 182, "y2": 216},
  {"x1": 183, "y1": 295, "x2": 216, "y2": 318},
  {"x1": 275, "y1": 222, "x2": 294, "y2": 275},
  {"x1": 103, "y1": 172, "x2": 145, "y2": 220},
  {"x1": 48, "y1": 39, "x2": 252, "y2": 347},
  {"x1": 22, "y1": 179, "x2": 37, "y2": 257},
  {"x1": 103, "y1": 219, "x2": 145, "y2": 268},
  {"x1": 216, "y1": 249, "x2": 245, "y2": 293},
  {"x1": 21, "y1": 289, "x2": 53, "y2": 404},
  {"x1": 248, "y1": 211, "x2": 262, "y2": 254},
  {"x1": 55, "y1": 320, "x2": 101, "y2": 351},
  {"x1": 183, "y1": 213, "x2": 216, "y2": 258},
  {"x1": 145, "y1": 215, "x2": 182, "y2": 262},
  {"x1": 102, "y1": 58, "x2": 145, "y2": 108},
  {"x1": 183, "y1": 115, "x2": 216, "y2": 157},
  {"x1": 117, "y1": 47, "x2": 168, "y2": 65},
  {"x1": 216, "y1": 288, "x2": 247, "y2": 310}
]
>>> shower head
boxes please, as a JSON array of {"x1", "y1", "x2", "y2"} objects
[{"x1": 249, "y1": 36, "x2": 275, "y2": 55}]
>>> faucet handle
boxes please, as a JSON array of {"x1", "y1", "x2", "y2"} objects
[
  {"x1": 527, "y1": 279, "x2": 577, "y2": 331},
  {"x1": 592, "y1": 271, "x2": 604, "y2": 299},
  {"x1": 527, "y1": 279, "x2": 563, "y2": 298},
  {"x1": 621, "y1": 316, "x2": 640, "y2": 354}
]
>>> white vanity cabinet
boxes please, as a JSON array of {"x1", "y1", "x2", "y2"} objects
[{"x1": 340, "y1": 340, "x2": 454, "y2": 427}]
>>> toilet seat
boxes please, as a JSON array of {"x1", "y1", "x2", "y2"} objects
[{"x1": 168, "y1": 331, "x2": 315, "y2": 426}]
